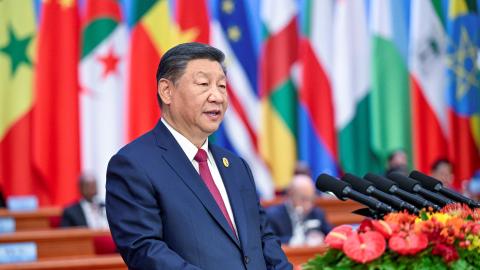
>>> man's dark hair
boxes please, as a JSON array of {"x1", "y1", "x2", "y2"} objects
[
  {"x1": 155, "y1": 42, "x2": 226, "y2": 108},
  {"x1": 431, "y1": 158, "x2": 452, "y2": 172}
]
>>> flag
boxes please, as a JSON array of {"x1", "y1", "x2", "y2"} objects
[
  {"x1": 260, "y1": 0, "x2": 299, "y2": 189},
  {"x1": 370, "y1": 0, "x2": 413, "y2": 168},
  {"x1": 445, "y1": 0, "x2": 480, "y2": 188},
  {"x1": 332, "y1": 0, "x2": 382, "y2": 176},
  {"x1": 0, "y1": 0, "x2": 36, "y2": 199},
  {"x1": 127, "y1": 0, "x2": 195, "y2": 141},
  {"x1": 298, "y1": 0, "x2": 340, "y2": 179},
  {"x1": 409, "y1": 0, "x2": 449, "y2": 175},
  {"x1": 33, "y1": 0, "x2": 81, "y2": 205},
  {"x1": 211, "y1": 0, "x2": 274, "y2": 198},
  {"x1": 79, "y1": 0, "x2": 128, "y2": 200}
]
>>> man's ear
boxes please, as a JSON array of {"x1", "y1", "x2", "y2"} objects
[{"x1": 158, "y1": 78, "x2": 172, "y2": 105}]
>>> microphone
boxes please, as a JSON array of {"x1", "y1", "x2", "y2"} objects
[
  {"x1": 342, "y1": 173, "x2": 419, "y2": 214},
  {"x1": 316, "y1": 173, "x2": 393, "y2": 213},
  {"x1": 409, "y1": 170, "x2": 480, "y2": 208},
  {"x1": 388, "y1": 172, "x2": 454, "y2": 207},
  {"x1": 364, "y1": 173, "x2": 441, "y2": 211}
]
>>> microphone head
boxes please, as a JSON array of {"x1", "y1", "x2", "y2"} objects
[
  {"x1": 409, "y1": 170, "x2": 442, "y2": 190},
  {"x1": 364, "y1": 173, "x2": 397, "y2": 193},
  {"x1": 342, "y1": 173, "x2": 372, "y2": 194},
  {"x1": 388, "y1": 172, "x2": 419, "y2": 192},
  {"x1": 315, "y1": 174, "x2": 349, "y2": 199}
]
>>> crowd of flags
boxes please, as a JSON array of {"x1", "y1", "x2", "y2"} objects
[{"x1": 0, "y1": 0, "x2": 479, "y2": 206}]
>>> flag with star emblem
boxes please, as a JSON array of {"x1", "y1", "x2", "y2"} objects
[
  {"x1": 79, "y1": 0, "x2": 128, "y2": 200},
  {"x1": 211, "y1": 0, "x2": 274, "y2": 199},
  {"x1": 127, "y1": 0, "x2": 195, "y2": 141},
  {"x1": 260, "y1": 0, "x2": 299, "y2": 189},
  {"x1": 0, "y1": 0, "x2": 37, "y2": 199},
  {"x1": 33, "y1": 0, "x2": 81, "y2": 205},
  {"x1": 445, "y1": 0, "x2": 480, "y2": 188},
  {"x1": 409, "y1": 0, "x2": 449, "y2": 177}
]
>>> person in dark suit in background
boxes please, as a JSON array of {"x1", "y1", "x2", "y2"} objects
[
  {"x1": 266, "y1": 174, "x2": 332, "y2": 246},
  {"x1": 106, "y1": 42, "x2": 291, "y2": 270},
  {"x1": 60, "y1": 174, "x2": 108, "y2": 229}
]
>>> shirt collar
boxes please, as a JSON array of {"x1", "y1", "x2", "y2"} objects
[{"x1": 161, "y1": 118, "x2": 208, "y2": 161}]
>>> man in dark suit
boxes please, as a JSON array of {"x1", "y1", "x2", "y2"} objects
[
  {"x1": 60, "y1": 174, "x2": 108, "y2": 228},
  {"x1": 266, "y1": 174, "x2": 332, "y2": 246},
  {"x1": 106, "y1": 42, "x2": 292, "y2": 270}
]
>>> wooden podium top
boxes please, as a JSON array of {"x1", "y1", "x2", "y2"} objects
[{"x1": 0, "y1": 255, "x2": 126, "y2": 270}]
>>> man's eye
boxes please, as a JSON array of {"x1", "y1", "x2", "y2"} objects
[
  {"x1": 198, "y1": 82, "x2": 208, "y2": 86},
  {"x1": 219, "y1": 84, "x2": 226, "y2": 89}
]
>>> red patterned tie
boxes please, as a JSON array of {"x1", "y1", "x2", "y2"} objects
[{"x1": 194, "y1": 149, "x2": 236, "y2": 236}]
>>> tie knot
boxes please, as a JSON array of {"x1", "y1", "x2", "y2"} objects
[{"x1": 194, "y1": 149, "x2": 208, "y2": 163}]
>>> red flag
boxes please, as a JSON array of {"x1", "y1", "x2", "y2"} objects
[
  {"x1": 176, "y1": 0, "x2": 210, "y2": 43},
  {"x1": 33, "y1": 0, "x2": 81, "y2": 206}
]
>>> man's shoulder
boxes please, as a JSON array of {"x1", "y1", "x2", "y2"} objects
[
  {"x1": 63, "y1": 202, "x2": 82, "y2": 214},
  {"x1": 116, "y1": 130, "x2": 157, "y2": 157},
  {"x1": 265, "y1": 203, "x2": 288, "y2": 216}
]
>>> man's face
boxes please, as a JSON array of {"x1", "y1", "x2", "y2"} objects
[
  {"x1": 81, "y1": 181, "x2": 97, "y2": 202},
  {"x1": 433, "y1": 163, "x2": 453, "y2": 187},
  {"x1": 161, "y1": 59, "x2": 228, "y2": 143}
]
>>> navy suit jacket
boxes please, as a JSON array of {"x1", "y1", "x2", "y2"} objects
[
  {"x1": 106, "y1": 121, "x2": 292, "y2": 270},
  {"x1": 60, "y1": 202, "x2": 87, "y2": 227},
  {"x1": 266, "y1": 204, "x2": 332, "y2": 244}
]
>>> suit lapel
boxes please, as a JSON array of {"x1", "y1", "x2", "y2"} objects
[
  {"x1": 153, "y1": 121, "x2": 240, "y2": 247},
  {"x1": 210, "y1": 145, "x2": 249, "y2": 250}
]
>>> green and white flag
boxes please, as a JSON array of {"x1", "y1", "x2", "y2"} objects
[{"x1": 79, "y1": 0, "x2": 127, "y2": 200}]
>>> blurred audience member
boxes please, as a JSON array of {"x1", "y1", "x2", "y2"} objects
[
  {"x1": 466, "y1": 173, "x2": 480, "y2": 201},
  {"x1": 430, "y1": 158, "x2": 454, "y2": 188},
  {"x1": 294, "y1": 161, "x2": 311, "y2": 177},
  {"x1": 266, "y1": 174, "x2": 332, "y2": 246},
  {"x1": 385, "y1": 149, "x2": 409, "y2": 176},
  {"x1": 60, "y1": 174, "x2": 108, "y2": 229}
]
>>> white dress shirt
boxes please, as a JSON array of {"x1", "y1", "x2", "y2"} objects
[
  {"x1": 80, "y1": 199, "x2": 109, "y2": 229},
  {"x1": 161, "y1": 118, "x2": 237, "y2": 235}
]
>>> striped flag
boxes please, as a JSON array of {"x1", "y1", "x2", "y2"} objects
[
  {"x1": 333, "y1": 0, "x2": 381, "y2": 176},
  {"x1": 298, "y1": 0, "x2": 340, "y2": 178},
  {"x1": 0, "y1": 0, "x2": 36, "y2": 199},
  {"x1": 211, "y1": 0, "x2": 274, "y2": 198},
  {"x1": 409, "y1": 0, "x2": 449, "y2": 175},
  {"x1": 445, "y1": 0, "x2": 480, "y2": 188},
  {"x1": 33, "y1": 0, "x2": 81, "y2": 205},
  {"x1": 79, "y1": 0, "x2": 128, "y2": 200},
  {"x1": 260, "y1": 0, "x2": 299, "y2": 189},
  {"x1": 370, "y1": 0, "x2": 413, "y2": 168},
  {"x1": 127, "y1": 0, "x2": 195, "y2": 141}
]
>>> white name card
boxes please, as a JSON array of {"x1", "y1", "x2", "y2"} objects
[
  {"x1": 0, "y1": 218, "x2": 15, "y2": 234},
  {"x1": 0, "y1": 242, "x2": 37, "y2": 264}
]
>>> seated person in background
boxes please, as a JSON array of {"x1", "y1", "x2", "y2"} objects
[
  {"x1": 60, "y1": 174, "x2": 108, "y2": 229},
  {"x1": 266, "y1": 174, "x2": 332, "y2": 246},
  {"x1": 430, "y1": 158, "x2": 454, "y2": 188},
  {"x1": 385, "y1": 149, "x2": 409, "y2": 176}
]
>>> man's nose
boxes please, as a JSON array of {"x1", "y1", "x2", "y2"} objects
[{"x1": 208, "y1": 87, "x2": 226, "y2": 102}]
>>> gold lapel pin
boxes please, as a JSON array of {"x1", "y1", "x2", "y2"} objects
[{"x1": 222, "y1": 157, "x2": 229, "y2": 168}]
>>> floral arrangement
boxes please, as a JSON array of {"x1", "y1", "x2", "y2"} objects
[{"x1": 304, "y1": 204, "x2": 480, "y2": 270}]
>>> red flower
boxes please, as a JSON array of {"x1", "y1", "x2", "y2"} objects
[
  {"x1": 324, "y1": 225, "x2": 353, "y2": 250},
  {"x1": 389, "y1": 231, "x2": 428, "y2": 255},
  {"x1": 431, "y1": 243, "x2": 459, "y2": 263},
  {"x1": 371, "y1": 220, "x2": 397, "y2": 238},
  {"x1": 343, "y1": 231, "x2": 386, "y2": 263}
]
